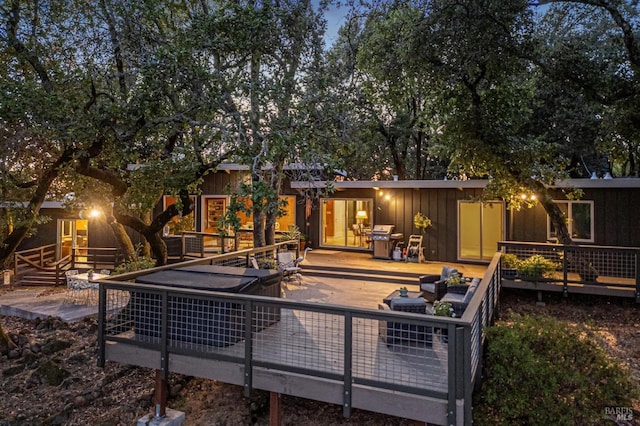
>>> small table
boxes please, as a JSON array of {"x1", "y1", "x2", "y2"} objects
[{"x1": 68, "y1": 273, "x2": 108, "y2": 305}]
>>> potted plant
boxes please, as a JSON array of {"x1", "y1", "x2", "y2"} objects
[
  {"x1": 501, "y1": 253, "x2": 520, "y2": 279},
  {"x1": 432, "y1": 300, "x2": 454, "y2": 343},
  {"x1": 444, "y1": 272, "x2": 462, "y2": 286},
  {"x1": 281, "y1": 225, "x2": 301, "y2": 249},
  {"x1": 299, "y1": 233, "x2": 306, "y2": 251},
  {"x1": 433, "y1": 300, "x2": 454, "y2": 317},
  {"x1": 517, "y1": 254, "x2": 559, "y2": 281},
  {"x1": 413, "y1": 212, "x2": 432, "y2": 234},
  {"x1": 398, "y1": 286, "x2": 409, "y2": 297}
]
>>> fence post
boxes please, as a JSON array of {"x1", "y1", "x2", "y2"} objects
[{"x1": 562, "y1": 245, "x2": 569, "y2": 298}]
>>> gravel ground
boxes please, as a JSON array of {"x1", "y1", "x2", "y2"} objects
[{"x1": 0, "y1": 287, "x2": 638, "y2": 425}]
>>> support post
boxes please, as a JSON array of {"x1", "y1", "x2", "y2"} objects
[
  {"x1": 155, "y1": 370, "x2": 167, "y2": 418},
  {"x1": 269, "y1": 392, "x2": 281, "y2": 426}
]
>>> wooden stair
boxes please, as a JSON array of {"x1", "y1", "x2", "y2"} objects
[
  {"x1": 302, "y1": 265, "x2": 420, "y2": 286},
  {"x1": 16, "y1": 268, "x2": 66, "y2": 287}
]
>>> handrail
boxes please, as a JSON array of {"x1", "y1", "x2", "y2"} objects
[
  {"x1": 14, "y1": 243, "x2": 59, "y2": 257},
  {"x1": 498, "y1": 241, "x2": 640, "y2": 302}
]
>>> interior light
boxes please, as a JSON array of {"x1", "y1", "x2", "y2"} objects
[
  {"x1": 89, "y1": 209, "x2": 101, "y2": 218},
  {"x1": 530, "y1": 195, "x2": 536, "y2": 201},
  {"x1": 384, "y1": 194, "x2": 391, "y2": 201}
]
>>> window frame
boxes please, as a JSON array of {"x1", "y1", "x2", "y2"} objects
[{"x1": 547, "y1": 200, "x2": 594, "y2": 243}]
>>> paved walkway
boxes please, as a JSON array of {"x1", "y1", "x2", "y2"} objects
[{"x1": 0, "y1": 250, "x2": 488, "y2": 321}]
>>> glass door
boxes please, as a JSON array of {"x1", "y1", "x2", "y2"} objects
[
  {"x1": 458, "y1": 201, "x2": 504, "y2": 261},
  {"x1": 58, "y1": 219, "x2": 89, "y2": 260},
  {"x1": 321, "y1": 198, "x2": 372, "y2": 249}
]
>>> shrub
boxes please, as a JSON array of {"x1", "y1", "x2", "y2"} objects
[
  {"x1": 516, "y1": 254, "x2": 558, "y2": 281},
  {"x1": 474, "y1": 314, "x2": 638, "y2": 425},
  {"x1": 500, "y1": 253, "x2": 520, "y2": 269},
  {"x1": 113, "y1": 256, "x2": 156, "y2": 275}
]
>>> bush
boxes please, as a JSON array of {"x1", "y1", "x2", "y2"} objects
[
  {"x1": 516, "y1": 254, "x2": 558, "y2": 281},
  {"x1": 474, "y1": 314, "x2": 638, "y2": 425},
  {"x1": 500, "y1": 253, "x2": 520, "y2": 269},
  {"x1": 112, "y1": 256, "x2": 156, "y2": 275}
]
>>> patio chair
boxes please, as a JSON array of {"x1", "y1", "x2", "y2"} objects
[
  {"x1": 277, "y1": 247, "x2": 311, "y2": 285},
  {"x1": 419, "y1": 265, "x2": 460, "y2": 302},
  {"x1": 64, "y1": 269, "x2": 88, "y2": 304}
]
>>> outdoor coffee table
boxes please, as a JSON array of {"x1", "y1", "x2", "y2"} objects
[{"x1": 382, "y1": 289, "x2": 423, "y2": 306}]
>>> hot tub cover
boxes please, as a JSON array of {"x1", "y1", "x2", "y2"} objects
[{"x1": 135, "y1": 265, "x2": 280, "y2": 293}]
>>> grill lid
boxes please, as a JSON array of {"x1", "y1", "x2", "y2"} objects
[{"x1": 372, "y1": 224, "x2": 395, "y2": 234}]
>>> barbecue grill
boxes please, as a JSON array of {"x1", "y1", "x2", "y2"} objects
[{"x1": 371, "y1": 224, "x2": 404, "y2": 259}]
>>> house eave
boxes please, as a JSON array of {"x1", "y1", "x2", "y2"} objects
[{"x1": 290, "y1": 178, "x2": 640, "y2": 190}]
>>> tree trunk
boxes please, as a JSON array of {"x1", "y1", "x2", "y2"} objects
[
  {"x1": 144, "y1": 231, "x2": 168, "y2": 267},
  {"x1": 109, "y1": 222, "x2": 136, "y2": 262},
  {"x1": 531, "y1": 180, "x2": 599, "y2": 281},
  {"x1": 0, "y1": 149, "x2": 74, "y2": 267},
  {"x1": 253, "y1": 211, "x2": 266, "y2": 248}
]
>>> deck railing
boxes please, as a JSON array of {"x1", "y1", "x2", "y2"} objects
[
  {"x1": 14, "y1": 243, "x2": 69, "y2": 286},
  {"x1": 97, "y1": 246, "x2": 501, "y2": 425},
  {"x1": 498, "y1": 241, "x2": 640, "y2": 301},
  {"x1": 71, "y1": 246, "x2": 124, "y2": 270}
]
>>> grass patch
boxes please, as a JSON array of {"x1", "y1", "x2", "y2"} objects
[{"x1": 474, "y1": 313, "x2": 638, "y2": 425}]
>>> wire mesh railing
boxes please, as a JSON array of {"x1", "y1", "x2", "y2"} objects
[
  {"x1": 498, "y1": 241, "x2": 640, "y2": 301},
  {"x1": 97, "y1": 246, "x2": 503, "y2": 425}
]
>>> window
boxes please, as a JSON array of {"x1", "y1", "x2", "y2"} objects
[{"x1": 548, "y1": 201, "x2": 594, "y2": 243}]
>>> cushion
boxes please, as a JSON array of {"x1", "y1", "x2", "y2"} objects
[
  {"x1": 440, "y1": 266, "x2": 458, "y2": 281},
  {"x1": 420, "y1": 283, "x2": 436, "y2": 293},
  {"x1": 461, "y1": 278, "x2": 480, "y2": 304}
]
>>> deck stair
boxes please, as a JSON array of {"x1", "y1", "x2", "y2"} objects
[
  {"x1": 302, "y1": 264, "x2": 419, "y2": 286},
  {"x1": 17, "y1": 268, "x2": 66, "y2": 287}
]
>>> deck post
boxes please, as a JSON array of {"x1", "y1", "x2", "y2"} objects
[
  {"x1": 155, "y1": 369, "x2": 167, "y2": 417},
  {"x1": 269, "y1": 392, "x2": 282, "y2": 425}
]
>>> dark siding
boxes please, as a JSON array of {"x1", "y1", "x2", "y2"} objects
[{"x1": 510, "y1": 187, "x2": 640, "y2": 247}]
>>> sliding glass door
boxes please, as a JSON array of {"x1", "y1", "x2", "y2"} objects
[
  {"x1": 459, "y1": 201, "x2": 504, "y2": 261},
  {"x1": 321, "y1": 198, "x2": 372, "y2": 249}
]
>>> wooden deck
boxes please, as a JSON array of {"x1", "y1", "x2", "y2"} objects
[{"x1": 105, "y1": 302, "x2": 453, "y2": 424}]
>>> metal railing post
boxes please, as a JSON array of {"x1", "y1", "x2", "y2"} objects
[
  {"x1": 343, "y1": 312, "x2": 353, "y2": 418},
  {"x1": 243, "y1": 299, "x2": 253, "y2": 397},
  {"x1": 97, "y1": 285, "x2": 106, "y2": 368}
]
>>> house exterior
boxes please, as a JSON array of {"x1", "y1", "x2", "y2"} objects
[
  {"x1": 16, "y1": 168, "x2": 640, "y2": 265},
  {"x1": 291, "y1": 177, "x2": 640, "y2": 263}
]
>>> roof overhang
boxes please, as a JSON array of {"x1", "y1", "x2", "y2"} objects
[{"x1": 290, "y1": 178, "x2": 640, "y2": 190}]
